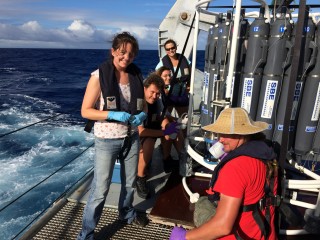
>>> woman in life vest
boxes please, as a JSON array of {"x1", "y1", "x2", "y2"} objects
[
  {"x1": 77, "y1": 32, "x2": 148, "y2": 240},
  {"x1": 155, "y1": 66, "x2": 186, "y2": 171},
  {"x1": 155, "y1": 39, "x2": 191, "y2": 118},
  {"x1": 156, "y1": 66, "x2": 172, "y2": 97},
  {"x1": 170, "y1": 107, "x2": 277, "y2": 240}
]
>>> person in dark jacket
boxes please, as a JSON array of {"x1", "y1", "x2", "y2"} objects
[
  {"x1": 136, "y1": 73, "x2": 183, "y2": 199},
  {"x1": 155, "y1": 39, "x2": 191, "y2": 118},
  {"x1": 155, "y1": 66, "x2": 188, "y2": 169}
]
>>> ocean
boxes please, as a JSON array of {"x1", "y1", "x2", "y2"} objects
[{"x1": 0, "y1": 48, "x2": 204, "y2": 239}]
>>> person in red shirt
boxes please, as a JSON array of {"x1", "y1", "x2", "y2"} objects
[{"x1": 170, "y1": 107, "x2": 277, "y2": 240}]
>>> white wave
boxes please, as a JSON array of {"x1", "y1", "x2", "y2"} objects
[
  {"x1": 0, "y1": 67, "x2": 18, "y2": 73},
  {"x1": 1, "y1": 93, "x2": 60, "y2": 110},
  {"x1": 0, "y1": 124, "x2": 94, "y2": 204},
  {"x1": 0, "y1": 210, "x2": 41, "y2": 239}
]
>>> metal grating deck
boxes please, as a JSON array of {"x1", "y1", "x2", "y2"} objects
[{"x1": 31, "y1": 201, "x2": 173, "y2": 240}]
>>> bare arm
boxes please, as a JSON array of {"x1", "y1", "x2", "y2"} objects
[
  {"x1": 186, "y1": 194, "x2": 242, "y2": 240},
  {"x1": 81, "y1": 74, "x2": 111, "y2": 121},
  {"x1": 137, "y1": 117, "x2": 172, "y2": 138},
  {"x1": 138, "y1": 125, "x2": 165, "y2": 138}
]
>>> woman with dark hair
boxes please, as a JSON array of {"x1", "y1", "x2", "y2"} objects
[
  {"x1": 155, "y1": 39, "x2": 191, "y2": 117},
  {"x1": 77, "y1": 32, "x2": 148, "y2": 240},
  {"x1": 156, "y1": 66, "x2": 172, "y2": 97},
  {"x1": 154, "y1": 66, "x2": 186, "y2": 172}
]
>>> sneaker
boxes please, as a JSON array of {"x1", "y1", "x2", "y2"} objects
[
  {"x1": 163, "y1": 156, "x2": 179, "y2": 173},
  {"x1": 132, "y1": 212, "x2": 149, "y2": 227},
  {"x1": 136, "y1": 176, "x2": 150, "y2": 199},
  {"x1": 163, "y1": 159, "x2": 172, "y2": 173}
]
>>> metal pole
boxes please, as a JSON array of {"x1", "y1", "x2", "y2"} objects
[
  {"x1": 225, "y1": 0, "x2": 242, "y2": 101},
  {"x1": 279, "y1": 1, "x2": 308, "y2": 168}
]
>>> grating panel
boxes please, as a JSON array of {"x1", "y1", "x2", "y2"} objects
[{"x1": 31, "y1": 201, "x2": 173, "y2": 240}]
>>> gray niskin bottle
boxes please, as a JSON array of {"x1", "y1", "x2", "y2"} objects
[
  {"x1": 238, "y1": 7, "x2": 270, "y2": 119},
  {"x1": 214, "y1": 11, "x2": 232, "y2": 102},
  {"x1": 201, "y1": 23, "x2": 217, "y2": 126},
  {"x1": 311, "y1": 119, "x2": 320, "y2": 164},
  {"x1": 256, "y1": 7, "x2": 292, "y2": 140},
  {"x1": 295, "y1": 21, "x2": 320, "y2": 162},
  {"x1": 273, "y1": 17, "x2": 316, "y2": 151}
]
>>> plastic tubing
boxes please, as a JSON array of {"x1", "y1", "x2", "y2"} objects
[
  {"x1": 186, "y1": 140, "x2": 217, "y2": 171},
  {"x1": 182, "y1": 177, "x2": 200, "y2": 203}
]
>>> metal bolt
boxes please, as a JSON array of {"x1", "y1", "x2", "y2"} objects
[{"x1": 180, "y1": 12, "x2": 188, "y2": 21}]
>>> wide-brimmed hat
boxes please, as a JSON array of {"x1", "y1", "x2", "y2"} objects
[{"x1": 202, "y1": 107, "x2": 268, "y2": 135}]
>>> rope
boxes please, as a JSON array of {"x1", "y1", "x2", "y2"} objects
[
  {"x1": 0, "y1": 105, "x2": 82, "y2": 138},
  {"x1": 11, "y1": 165, "x2": 94, "y2": 240},
  {"x1": 0, "y1": 113, "x2": 64, "y2": 138},
  {"x1": 0, "y1": 142, "x2": 94, "y2": 213}
]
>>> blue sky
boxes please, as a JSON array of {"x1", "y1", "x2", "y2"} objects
[
  {"x1": 0, "y1": 0, "x2": 319, "y2": 49},
  {"x1": 0, "y1": 0, "x2": 178, "y2": 49}
]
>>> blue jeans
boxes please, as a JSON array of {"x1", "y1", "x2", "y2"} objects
[{"x1": 77, "y1": 133, "x2": 139, "y2": 240}]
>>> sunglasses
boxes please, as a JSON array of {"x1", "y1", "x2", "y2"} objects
[
  {"x1": 165, "y1": 46, "x2": 176, "y2": 51},
  {"x1": 165, "y1": 84, "x2": 171, "y2": 90}
]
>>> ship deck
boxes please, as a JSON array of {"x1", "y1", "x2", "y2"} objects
[
  {"x1": 20, "y1": 139, "x2": 319, "y2": 240},
  {"x1": 20, "y1": 140, "x2": 198, "y2": 239}
]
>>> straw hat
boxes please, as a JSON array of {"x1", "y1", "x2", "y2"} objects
[{"x1": 202, "y1": 108, "x2": 268, "y2": 135}]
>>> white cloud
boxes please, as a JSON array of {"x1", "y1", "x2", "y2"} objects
[
  {"x1": 67, "y1": 20, "x2": 95, "y2": 38},
  {"x1": 0, "y1": 0, "x2": 176, "y2": 49},
  {"x1": 0, "y1": 19, "x2": 159, "y2": 49},
  {"x1": 20, "y1": 21, "x2": 42, "y2": 31}
]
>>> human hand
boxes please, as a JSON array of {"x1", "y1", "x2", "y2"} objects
[
  {"x1": 169, "y1": 226, "x2": 187, "y2": 240},
  {"x1": 107, "y1": 111, "x2": 131, "y2": 122},
  {"x1": 163, "y1": 122, "x2": 180, "y2": 139},
  {"x1": 130, "y1": 112, "x2": 147, "y2": 127}
]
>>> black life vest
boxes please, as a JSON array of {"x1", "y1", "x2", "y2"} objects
[
  {"x1": 162, "y1": 53, "x2": 190, "y2": 85},
  {"x1": 99, "y1": 60, "x2": 144, "y2": 113},
  {"x1": 207, "y1": 140, "x2": 279, "y2": 240},
  {"x1": 84, "y1": 60, "x2": 144, "y2": 132},
  {"x1": 144, "y1": 93, "x2": 167, "y2": 130}
]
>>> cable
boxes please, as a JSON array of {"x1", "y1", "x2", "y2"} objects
[
  {"x1": 0, "y1": 112, "x2": 64, "y2": 138},
  {"x1": 11, "y1": 165, "x2": 94, "y2": 240},
  {"x1": 0, "y1": 142, "x2": 94, "y2": 213},
  {"x1": 0, "y1": 105, "x2": 81, "y2": 138}
]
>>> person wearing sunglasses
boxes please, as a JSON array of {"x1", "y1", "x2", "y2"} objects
[{"x1": 155, "y1": 39, "x2": 191, "y2": 119}]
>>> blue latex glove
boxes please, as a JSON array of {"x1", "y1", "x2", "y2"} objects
[
  {"x1": 169, "y1": 226, "x2": 187, "y2": 240},
  {"x1": 107, "y1": 111, "x2": 131, "y2": 123},
  {"x1": 163, "y1": 122, "x2": 180, "y2": 136},
  {"x1": 130, "y1": 112, "x2": 147, "y2": 127}
]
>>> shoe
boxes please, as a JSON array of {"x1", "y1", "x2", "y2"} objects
[
  {"x1": 136, "y1": 176, "x2": 150, "y2": 199},
  {"x1": 132, "y1": 212, "x2": 149, "y2": 227},
  {"x1": 163, "y1": 156, "x2": 179, "y2": 173},
  {"x1": 163, "y1": 159, "x2": 172, "y2": 173}
]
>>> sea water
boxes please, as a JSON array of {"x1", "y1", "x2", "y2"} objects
[{"x1": 0, "y1": 48, "x2": 204, "y2": 239}]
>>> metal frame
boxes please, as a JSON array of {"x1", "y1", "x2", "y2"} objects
[{"x1": 184, "y1": 0, "x2": 320, "y2": 236}]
